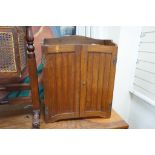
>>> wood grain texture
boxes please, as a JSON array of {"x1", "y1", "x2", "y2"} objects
[
  {"x1": 102, "y1": 54, "x2": 112, "y2": 115},
  {"x1": 0, "y1": 97, "x2": 32, "y2": 105},
  {"x1": 85, "y1": 53, "x2": 93, "y2": 111},
  {"x1": 79, "y1": 45, "x2": 88, "y2": 116},
  {"x1": 43, "y1": 46, "x2": 81, "y2": 122},
  {"x1": 26, "y1": 26, "x2": 40, "y2": 128},
  {"x1": 97, "y1": 54, "x2": 105, "y2": 111},
  {"x1": 42, "y1": 36, "x2": 117, "y2": 122},
  {"x1": 81, "y1": 52, "x2": 114, "y2": 118},
  {"x1": 0, "y1": 109, "x2": 128, "y2": 129},
  {"x1": 0, "y1": 83, "x2": 30, "y2": 91},
  {"x1": 43, "y1": 35, "x2": 116, "y2": 46}
]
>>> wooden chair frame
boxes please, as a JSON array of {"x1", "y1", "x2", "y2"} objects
[{"x1": 0, "y1": 26, "x2": 40, "y2": 128}]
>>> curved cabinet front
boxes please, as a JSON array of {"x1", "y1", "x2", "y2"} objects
[{"x1": 42, "y1": 36, "x2": 117, "y2": 123}]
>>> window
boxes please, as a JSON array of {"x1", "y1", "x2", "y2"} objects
[{"x1": 132, "y1": 27, "x2": 155, "y2": 106}]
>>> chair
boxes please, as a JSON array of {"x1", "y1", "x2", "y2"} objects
[{"x1": 0, "y1": 26, "x2": 40, "y2": 128}]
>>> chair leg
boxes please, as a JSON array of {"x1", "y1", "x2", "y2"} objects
[
  {"x1": 26, "y1": 26, "x2": 41, "y2": 129},
  {"x1": 32, "y1": 109, "x2": 40, "y2": 129}
]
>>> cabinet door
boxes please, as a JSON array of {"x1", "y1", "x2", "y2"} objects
[
  {"x1": 80, "y1": 45, "x2": 117, "y2": 118},
  {"x1": 43, "y1": 45, "x2": 81, "y2": 122}
]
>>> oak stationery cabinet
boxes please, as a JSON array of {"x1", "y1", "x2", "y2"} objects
[{"x1": 42, "y1": 36, "x2": 117, "y2": 123}]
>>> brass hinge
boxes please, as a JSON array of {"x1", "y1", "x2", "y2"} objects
[{"x1": 113, "y1": 56, "x2": 117, "y2": 65}]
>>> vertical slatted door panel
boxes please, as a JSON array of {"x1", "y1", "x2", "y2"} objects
[
  {"x1": 80, "y1": 45, "x2": 117, "y2": 118},
  {"x1": 43, "y1": 45, "x2": 81, "y2": 122}
]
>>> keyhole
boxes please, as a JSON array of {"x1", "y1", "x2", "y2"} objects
[{"x1": 82, "y1": 81, "x2": 86, "y2": 85}]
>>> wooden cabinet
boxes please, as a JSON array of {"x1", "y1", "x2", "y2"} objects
[{"x1": 42, "y1": 36, "x2": 117, "y2": 123}]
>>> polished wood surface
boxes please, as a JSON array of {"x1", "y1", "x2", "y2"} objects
[
  {"x1": 43, "y1": 45, "x2": 81, "y2": 122},
  {"x1": 26, "y1": 26, "x2": 40, "y2": 128},
  {"x1": 0, "y1": 97, "x2": 32, "y2": 105},
  {"x1": 42, "y1": 36, "x2": 117, "y2": 123},
  {"x1": 43, "y1": 35, "x2": 116, "y2": 46},
  {"x1": 0, "y1": 83, "x2": 30, "y2": 91},
  {"x1": 0, "y1": 109, "x2": 128, "y2": 129}
]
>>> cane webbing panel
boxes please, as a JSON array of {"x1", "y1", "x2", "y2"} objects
[
  {"x1": 18, "y1": 27, "x2": 27, "y2": 71},
  {"x1": 0, "y1": 32, "x2": 17, "y2": 72}
]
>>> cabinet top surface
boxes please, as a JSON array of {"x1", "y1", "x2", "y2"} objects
[{"x1": 43, "y1": 35, "x2": 117, "y2": 47}]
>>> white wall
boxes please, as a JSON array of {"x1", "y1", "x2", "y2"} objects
[
  {"x1": 112, "y1": 27, "x2": 142, "y2": 122},
  {"x1": 107, "y1": 26, "x2": 120, "y2": 44},
  {"x1": 76, "y1": 26, "x2": 120, "y2": 44},
  {"x1": 129, "y1": 95, "x2": 155, "y2": 128},
  {"x1": 90, "y1": 26, "x2": 109, "y2": 39}
]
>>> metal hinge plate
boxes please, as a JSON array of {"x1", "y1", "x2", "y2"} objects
[
  {"x1": 113, "y1": 56, "x2": 117, "y2": 65},
  {"x1": 109, "y1": 103, "x2": 112, "y2": 112}
]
